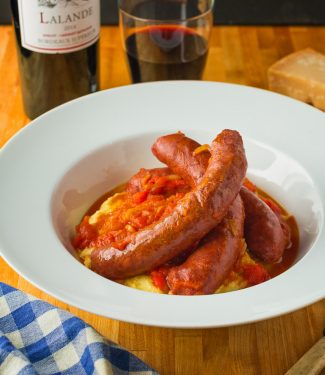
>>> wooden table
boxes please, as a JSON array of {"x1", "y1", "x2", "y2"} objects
[{"x1": 1, "y1": 25, "x2": 325, "y2": 375}]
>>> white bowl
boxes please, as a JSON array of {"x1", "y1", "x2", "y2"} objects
[{"x1": 0, "y1": 81, "x2": 324, "y2": 328}]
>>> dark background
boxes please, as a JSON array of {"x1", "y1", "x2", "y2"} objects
[{"x1": 1, "y1": 0, "x2": 324, "y2": 25}]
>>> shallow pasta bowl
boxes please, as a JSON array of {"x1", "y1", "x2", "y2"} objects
[{"x1": 0, "y1": 81, "x2": 324, "y2": 328}]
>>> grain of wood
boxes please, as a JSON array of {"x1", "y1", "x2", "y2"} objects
[
  {"x1": 175, "y1": 336, "x2": 203, "y2": 375},
  {"x1": 273, "y1": 27, "x2": 295, "y2": 58},
  {"x1": 289, "y1": 27, "x2": 312, "y2": 51},
  {"x1": 256, "y1": 27, "x2": 275, "y2": 50},
  {"x1": 203, "y1": 27, "x2": 227, "y2": 82},
  {"x1": 239, "y1": 27, "x2": 266, "y2": 88},
  {"x1": 1, "y1": 25, "x2": 325, "y2": 375},
  {"x1": 306, "y1": 28, "x2": 325, "y2": 55},
  {"x1": 221, "y1": 27, "x2": 247, "y2": 85},
  {"x1": 0, "y1": 27, "x2": 28, "y2": 148}
]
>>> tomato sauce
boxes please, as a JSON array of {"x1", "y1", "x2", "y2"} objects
[
  {"x1": 74, "y1": 172, "x2": 190, "y2": 251},
  {"x1": 73, "y1": 174, "x2": 299, "y2": 293},
  {"x1": 86, "y1": 183, "x2": 127, "y2": 216}
]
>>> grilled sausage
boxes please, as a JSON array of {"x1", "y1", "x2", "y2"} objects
[
  {"x1": 152, "y1": 133, "x2": 289, "y2": 263},
  {"x1": 152, "y1": 132, "x2": 209, "y2": 188},
  {"x1": 90, "y1": 129, "x2": 247, "y2": 279},
  {"x1": 239, "y1": 186, "x2": 287, "y2": 263},
  {"x1": 167, "y1": 195, "x2": 245, "y2": 295}
]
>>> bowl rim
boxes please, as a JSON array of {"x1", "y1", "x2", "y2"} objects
[{"x1": 1, "y1": 81, "x2": 325, "y2": 328}]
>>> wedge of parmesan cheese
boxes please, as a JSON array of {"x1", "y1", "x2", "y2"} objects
[{"x1": 268, "y1": 48, "x2": 325, "y2": 110}]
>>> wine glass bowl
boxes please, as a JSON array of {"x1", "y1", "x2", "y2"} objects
[{"x1": 119, "y1": 0, "x2": 214, "y2": 83}]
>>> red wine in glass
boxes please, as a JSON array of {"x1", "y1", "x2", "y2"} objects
[{"x1": 125, "y1": 25, "x2": 208, "y2": 83}]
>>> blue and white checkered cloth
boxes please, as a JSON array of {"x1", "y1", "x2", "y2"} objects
[{"x1": 0, "y1": 283, "x2": 159, "y2": 375}]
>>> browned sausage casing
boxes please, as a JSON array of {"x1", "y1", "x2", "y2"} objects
[
  {"x1": 153, "y1": 133, "x2": 244, "y2": 294},
  {"x1": 239, "y1": 187, "x2": 287, "y2": 263},
  {"x1": 90, "y1": 130, "x2": 247, "y2": 279},
  {"x1": 152, "y1": 132, "x2": 289, "y2": 264},
  {"x1": 167, "y1": 195, "x2": 245, "y2": 295},
  {"x1": 152, "y1": 132, "x2": 209, "y2": 188},
  {"x1": 127, "y1": 148, "x2": 245, "y2": 293}
]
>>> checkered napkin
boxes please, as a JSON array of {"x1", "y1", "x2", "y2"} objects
[{"x1": 0, "y1": 283, "x2": 159, "y2": 375}]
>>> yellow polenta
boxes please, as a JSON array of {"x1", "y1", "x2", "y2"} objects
[{"x1": 79, "y1": 192, "x2": 258, "y2": 294}]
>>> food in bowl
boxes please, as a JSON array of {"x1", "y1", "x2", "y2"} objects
[{"x1": 72, "y1": 130, "x2": 299, "y2": 295}]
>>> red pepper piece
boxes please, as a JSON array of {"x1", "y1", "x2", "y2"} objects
[
  {"x1": 242, "y1": 264, "x2": 271, "y2": 286},
  {"x1": 150, "y1": 267, "x2": 170, "y2": 292},
  {"x1": 133, "y1": 190, "x2": 149, "y2": 204}
]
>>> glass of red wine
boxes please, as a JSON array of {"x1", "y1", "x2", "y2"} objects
[{"x1": 119, "y1": 0, "x2": 214, "y2": 83}]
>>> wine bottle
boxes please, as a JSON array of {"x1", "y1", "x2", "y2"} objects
[{"x1": 11, "y1": 0, "x2": 100, "y2": 119}]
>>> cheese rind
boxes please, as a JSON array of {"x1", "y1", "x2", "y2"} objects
[{"x1": 268, "y1": 48, "x2": 325, "y2": 111}]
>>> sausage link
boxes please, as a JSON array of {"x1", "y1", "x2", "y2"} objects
[
  {"x1": 239, "y1": 187, "x2": 287, "y2": 263},
  {"x1": 167, "y1": 195, "x2": 245, "y2": 295},
  {"x1": 151, "y1": 132, "x2": 209, "y2": 188},
  {"x1": 152, "y1": 133, "x2": 289, "y2": 263},
  {"x1": 90, "y1": 130, "x2": 247, "y2": 279}
]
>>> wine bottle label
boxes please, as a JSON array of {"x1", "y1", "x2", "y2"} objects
[{"x1": 17, "y1": 0, "x2": 100, "y2": 54}]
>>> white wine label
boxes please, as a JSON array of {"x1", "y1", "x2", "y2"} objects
[{"x1": 17, "y1": 0, "x2": 100, "y2": 54}]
